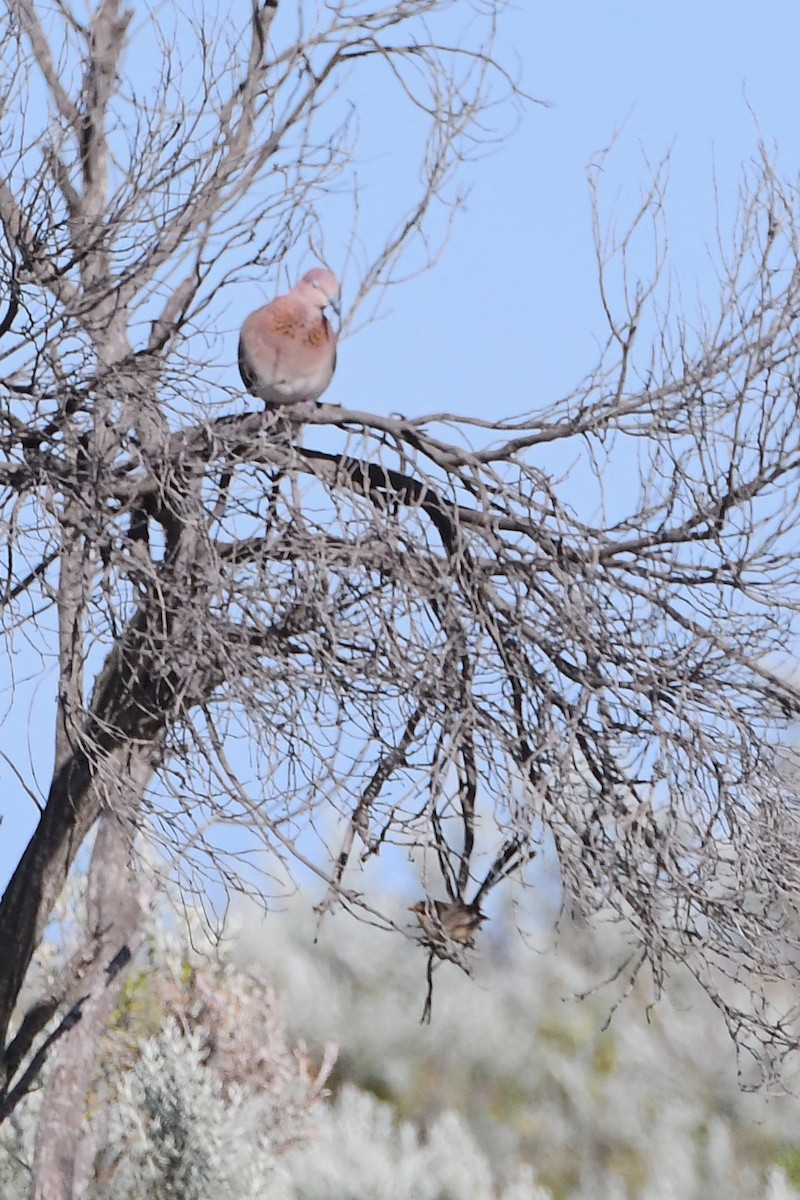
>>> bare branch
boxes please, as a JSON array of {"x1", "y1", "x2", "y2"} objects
[{"x1": 5, "y1": 5, "x2": 800, "y2": 1188}]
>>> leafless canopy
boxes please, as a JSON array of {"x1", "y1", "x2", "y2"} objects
[{"x1": 2, "y1": 2, "x2": 800, "y2": 1183}]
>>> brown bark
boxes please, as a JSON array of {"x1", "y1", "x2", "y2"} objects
[{"x1": 29, "y1": 807, "x2": 147, "y2": 1200}]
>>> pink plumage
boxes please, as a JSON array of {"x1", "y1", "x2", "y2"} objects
[{"x1": 238, "y1": 267, "x2": 341, "y2": 411}]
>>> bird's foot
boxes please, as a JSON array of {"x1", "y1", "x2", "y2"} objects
[{"x1": 264, "y1": 399, "x2": 319, "y2": 423}]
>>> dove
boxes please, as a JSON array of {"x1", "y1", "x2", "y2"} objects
[{"x1": 238, "y1": 267, "x2": 340, "y2": 414}]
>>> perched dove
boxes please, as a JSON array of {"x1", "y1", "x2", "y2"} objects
[
  {"x1": 409, "y1": 898, "x2": 487, "y2": 947},
  {"x1": 238, "y1": 267, "x2": 341, "y2": 414}
]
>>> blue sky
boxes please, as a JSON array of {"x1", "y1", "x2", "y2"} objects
[
  {"x1": 338, "y1": 3, "x2": 800, "y2": 420},
  {"x1": 4, "y1": 2, "x2": 800, "y2": 891}
]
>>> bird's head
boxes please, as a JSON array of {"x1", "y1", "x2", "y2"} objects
[{"x1": 300, "y1": 267, "x2": 341, "y2": 317}]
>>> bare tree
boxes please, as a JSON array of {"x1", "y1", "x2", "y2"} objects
[{"x1": 3, "y1": 0, "x2": 800, "y2": 1191}]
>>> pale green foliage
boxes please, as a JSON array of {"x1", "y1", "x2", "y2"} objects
[
  {"x1": 234, "y1": 891, "x2": 800, "y2": 1200},
  {"x1": 766, "y1": 1169, "x2": 800, "y2": 1200},
  {"x1": 97, "y1": 1020, "x2": 277, "y2": 1200},
  {"x1": 272, "y1": 1084, "x2": 550, "y2": 1200},
  {"x1": 2, "y1": 894, "x2": 329, "y2": 1200},
  {"x1": 5, "y1": 884, "x2": 800, "y2": 1199}
]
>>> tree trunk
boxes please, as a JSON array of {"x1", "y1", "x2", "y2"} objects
[{"x1": 29, "y1": 800, "x2": 150, "y2": 1200}]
